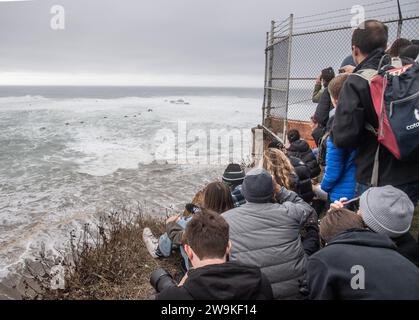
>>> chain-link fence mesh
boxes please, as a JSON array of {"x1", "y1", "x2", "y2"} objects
[{"x1": 262, "y1": 0, "x2": 419, "y2": 140}]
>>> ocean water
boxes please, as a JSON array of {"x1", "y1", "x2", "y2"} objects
[{"x1": 0, "y1": 86, "x2": 263, "y2": 286}]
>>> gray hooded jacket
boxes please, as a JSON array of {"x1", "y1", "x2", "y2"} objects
[{"x1": 223, "y1": 188, "x2": 316, "y2": 299}]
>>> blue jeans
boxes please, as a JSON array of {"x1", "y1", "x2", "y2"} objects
[{"x1": 356, "y1": 182, "x2": 419, "y2": 205}]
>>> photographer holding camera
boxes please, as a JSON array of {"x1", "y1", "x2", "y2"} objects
[
  {"x1": 152, "y1": 209, "x2": 273, "y2": 300},
  {"x1": 311, "y1": 67, "x2": 335, "y2": 147},
  {"x1": 312, "y1": 67, "x2": 335, "y2": 104}
]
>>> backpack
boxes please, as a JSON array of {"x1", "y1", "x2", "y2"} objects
[{"x1": 355, "y1": 56, "x2": 419, "y2": 186}]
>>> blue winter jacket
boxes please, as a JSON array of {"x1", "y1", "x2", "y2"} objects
[{"x1": 321, "y1": 137, "x2": 356, "y2": 202}]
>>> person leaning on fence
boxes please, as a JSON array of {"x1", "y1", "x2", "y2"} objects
[
  {"x1": 312, "y1": 67, "x2": 336, "y2": 104},
  {"x1": 331, "y1": 19, "x2": 419, "y2": 204},
  {"x1": 156, "y1": 209, "x2": 274, "y2": 300},
  {"x1": 306, "y1": 208, "x2": 419, "y2": 300},
  {"x1": 223, "y1": 168, "x2": 319, "y2": 300},
  {"x1": 311, "y1": 67, "x2": 335, "y2": 146},
  {"x1": 331, "y1": 186, "x2": 419, "y2": 268},
  {"x1": 320, "y1": 73, "x2": 356, "y2": 204}
]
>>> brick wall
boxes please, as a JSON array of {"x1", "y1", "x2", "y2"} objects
[{"x1": 267, "y1": 117, "x2": 316, "y2": 149}]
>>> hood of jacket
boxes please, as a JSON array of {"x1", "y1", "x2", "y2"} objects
[
  {"x1": 183, "y1": 261, "x2": 271, "y2": 300},
  {"x1": 327, "y1": 229, "x2": 397, "y2": 250},
  {"x1": 354, "y1": 48, "x2": 386, "y2": 72}
]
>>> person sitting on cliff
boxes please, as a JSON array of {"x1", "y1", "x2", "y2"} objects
[
  {"x1": 156, "y1": 209, "x2": 273, "y2": 300},
  {"x1": 223, "y1": 168, "x2": 318, "y2": 299},
  {"x1": 330, "y1": 186, "x2": 419, "y2": 268},
  {"x1": 286, "y1": 129, "x2": 321, "y2": 179},
  {"x1": 263, "y1": 147, "x2": 314, "y2": 204},
  {"x1": 143, "y1": 182, "x2": 234, "y2": 270},
  {"x1": 306, "y1": 207, "x2": 419, "y2": 300}
]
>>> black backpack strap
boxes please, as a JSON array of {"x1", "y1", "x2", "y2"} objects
[
  {"x1": 364, "y1": 123, "x2": 380, "y2": 187},
  {"x1": 371, "y1": 145, "x2": 380, "y2": 187}
]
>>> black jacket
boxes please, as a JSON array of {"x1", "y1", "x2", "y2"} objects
[
  {"x1": 287, "y1": 140, "x2": 321, "y2": 178},
  {"x1": 313, "y1": 87, "x2": 333, "y2": 128},
  {"x1": 331, "y1": 48, "x2": 419, "y2": 186},
  {"x1": 157, "y1": 261, "x2": 273, "y2": 300},
  {"x1": 394, "y1": 232, "x2": 419, "y2": 268},
  {"x1": 311, "y1": 127, "x2": 324, "y2": 148},
  {"x1": 289, "y1": 156, "x2": 315, "y2": 203},
  {"x1": 307, "y1": 229, "x2": 419, "y2": 300}
]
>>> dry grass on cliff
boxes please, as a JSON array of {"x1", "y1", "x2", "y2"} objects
[{"x1": 24, "y1": 206, "x2": 183, "y2": 300}]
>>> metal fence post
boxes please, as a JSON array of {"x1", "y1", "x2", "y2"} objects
[
  {"x1": 265, "y1": 21, "x2": 275, "y2": 126},
  {"x1": 283, "y1": 14, "x2": 294, "y2": 139},
  {"x1": 262, "y1": 32, "x2": 270, "y2": 125},
  {"x1": 396, "y1": 0, "x2": 403, "y2": 38}
]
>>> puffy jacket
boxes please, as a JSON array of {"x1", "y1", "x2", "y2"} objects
[
  {"x1": 289, "y1": 156, "x2": 315, "y2": 203},
  {"x1": 307, "y1": 229, "x2": 419, "y2": 300},
  {"x1": 332, "y1": 48, "x2": 419, "y2": 186},
  {"x1": 223, "y1": 188, "x2": 317, "y2": 300},
  {"x1": 320, "y1": 136, "x2": 356, "y2": 202},
  {"x1": 157, "y1": 261, "x2": 273, "y2": 300},
  {"x1": 287, "y1": 140, "x2": 321, "y2": 178}
]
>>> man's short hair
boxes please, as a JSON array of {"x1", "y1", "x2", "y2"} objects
[
  {"x1": 183, "y1": 209, "x2": 229, "y2": 260},
  {"x1": 401, "y1": 45, "x2": 419, "y2": 60},
  {"x1": 320, "y1": 208, "x2": 365, "y2": 243},
  {"x1": 328, "y1": 73, "x2": 350, "y2": 101},
  {"x1": 352, "y1": 20, "x2": 388, "y2": 55}
]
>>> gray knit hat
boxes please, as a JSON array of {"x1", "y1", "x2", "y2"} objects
[
  {"x1": 360, "y1": 186, "x2": 414, "y2": 238},
  {"x1": 241, "y1": 168, "x2": 274, "y2": 203}
]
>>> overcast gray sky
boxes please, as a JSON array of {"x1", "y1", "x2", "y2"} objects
[{"x1": 0, "y1": 0, "x2": 415, "y2": 86}]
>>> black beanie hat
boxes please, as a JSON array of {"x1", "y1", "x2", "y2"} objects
[{"x1": 222, "y1": 164, "x2": 245, "y2": 186}]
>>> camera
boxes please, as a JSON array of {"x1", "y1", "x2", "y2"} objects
[
  {"x1": 185, "y1": 203, "x2": 200, "y2": 214},
  {"x1": 150, "y1": 268, "x2": 178, "y2": 293}
]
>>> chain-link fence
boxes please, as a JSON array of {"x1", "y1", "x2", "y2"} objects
[{"x1": 262, "y1": 0, "x2": 419, "y2": 142}]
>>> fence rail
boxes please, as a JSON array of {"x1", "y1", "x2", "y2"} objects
[{"x1": 261, "y1": 0, "x2": 419, "y2": 140}]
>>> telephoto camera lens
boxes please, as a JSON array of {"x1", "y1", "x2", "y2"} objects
[{"x1": 150, "y1": 268, "x2": 178, "y2": 293}]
